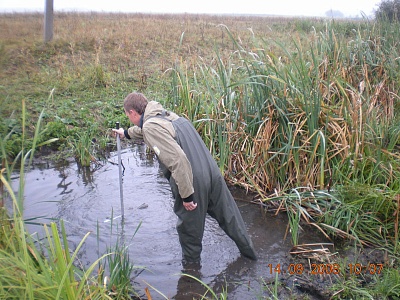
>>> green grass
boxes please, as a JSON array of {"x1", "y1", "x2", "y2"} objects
[
  {"x1": 330, "y1": 258, "x2": 400, "y2": 299},
  {"x1": 1, "y1": 13, "x2": 400, "y2": 299},
  {"x1": 0, "y1": 102, "x2": 139, "y2": 299}
]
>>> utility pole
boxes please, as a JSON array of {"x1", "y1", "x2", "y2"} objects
[{"x1": 44, "y1": 0, "x2": 53, "y2": 42}]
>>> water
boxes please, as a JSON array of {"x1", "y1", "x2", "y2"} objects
[{"x1": 11, "y1": 144, "x2": 330, "y2": 299}]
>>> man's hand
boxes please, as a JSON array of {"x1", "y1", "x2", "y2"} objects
[
  {"x1": 183, "y1": 201, "x2": 197, "y2": 211},
  {"x1": 112, "y1": 128, "x2": 125, "y2": 139}
]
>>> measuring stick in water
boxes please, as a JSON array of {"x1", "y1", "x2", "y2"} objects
[{"x1": 116, "y1": 122, "x2": 125, "y2": 220}]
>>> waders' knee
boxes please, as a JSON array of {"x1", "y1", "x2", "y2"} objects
[{"x1": 177, "y1": 221, "x2": 203, "y2": 263}]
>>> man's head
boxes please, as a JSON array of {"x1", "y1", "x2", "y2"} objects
[{"x1": 124, "y1": 92, "x2": 148, "y2": 126}]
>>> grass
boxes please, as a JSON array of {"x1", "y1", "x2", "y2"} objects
[
  {"x1": 179, "y1": 274, "x2": 228, "y2": 300},
  {"x1": 1, "y1": 12, "x2": 400, "y2": 298},
  {"x1": 170, "y1": 19, "x2": 400, "y2": 251},
  {"x1": 0, "y1": 101, "x2": 138, "y2": 299},
  {"x1": 330, "y1": 261, "x2": 400, "y2": 299}
]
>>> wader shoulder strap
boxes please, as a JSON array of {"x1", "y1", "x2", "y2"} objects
[
  {"x1": 145, "y1": 110, "x2": 177, "y2": 181},
  {"x1": 146, "y1": 109, "x2": 172, "y2": 122}
]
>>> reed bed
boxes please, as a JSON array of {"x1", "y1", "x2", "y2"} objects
[
  {"x1": 1, "y1": 12, "x2": 399, "y2": 298},
  {"x1": 1, "y1": 12, "x2": 399, "y2": 250},
  {"x1": 168, "y1": 20, "x2": 400, "y2": 251}
]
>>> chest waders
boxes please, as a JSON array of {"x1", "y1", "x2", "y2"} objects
[{"x1": 151, "y1": 113, "x2": 257, "y2": 262}]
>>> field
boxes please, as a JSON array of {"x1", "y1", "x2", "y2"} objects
[{"x1": 1, "y1": 12, "x2": 400, "y2": 299}]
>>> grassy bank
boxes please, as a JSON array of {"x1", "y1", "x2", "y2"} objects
[{"x1": 1, "y1": 12, "x2": 399, "y2": 299}]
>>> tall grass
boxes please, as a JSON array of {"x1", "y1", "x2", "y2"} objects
[
  {"x1": 99, "y1": 215, "x2": 142, "y2": 300},
  {"x1": 0, "y1": 101, "x2": 136, "y2": 299},
  {"x1": 67, "y1": 127, "x2": 98, "y2": 167},
  {"x1": 1, "y1": 13, "x2": 399, "y2": 298},
  {"x1": 167, "y1": 20, "x2": 400, "y2": 251}
]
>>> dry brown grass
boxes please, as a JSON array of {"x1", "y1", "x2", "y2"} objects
[{"x1": 0, "y1": 12, "x2": 315, "y2": 89}]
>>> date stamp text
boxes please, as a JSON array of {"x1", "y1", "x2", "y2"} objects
[{"x1": 267, "y1": 263, "x2": 384, "y2": 276}]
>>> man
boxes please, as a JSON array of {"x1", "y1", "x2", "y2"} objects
[{"x1": 113, "y1": 92, "x2": 257, "y2": 263}]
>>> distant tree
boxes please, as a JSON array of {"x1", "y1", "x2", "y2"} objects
[
  {"x1": 325, "y1": 10, "x2": 344, "y2": 18},
  {"x1": 375, "y1": 0, "x2": 400, "y2": 22}
]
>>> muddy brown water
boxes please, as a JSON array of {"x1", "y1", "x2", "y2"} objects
[{"x1": 11, "y1": 144, "x2": 333, "y2": 299}]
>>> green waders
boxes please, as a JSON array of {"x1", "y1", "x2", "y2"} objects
[{"x1": 166, "y1": 117, "x2": 257, "y2": 262}]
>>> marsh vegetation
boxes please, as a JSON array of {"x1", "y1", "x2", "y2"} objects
[{"x1": 1, "y1": 12, "x2": 399, "y2": 299}]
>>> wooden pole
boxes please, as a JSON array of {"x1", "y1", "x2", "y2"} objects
[{"x1": 44, "y1": 0, "x2": 53, "y2": 42}]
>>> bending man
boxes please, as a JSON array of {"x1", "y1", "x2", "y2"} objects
[{"x1": 113, "y1": 92, "x2": 257, "y2": 263}]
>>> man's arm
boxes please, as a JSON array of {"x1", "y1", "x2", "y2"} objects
[
  {"x1": 143, "y1": 121, "x2": 194, "y2": 199},
  {"x1": 112, "y1": 126, "x2": 143, "y2": 140}
]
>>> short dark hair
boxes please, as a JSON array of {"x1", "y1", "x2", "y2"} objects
[{"x1": 123, "y1": 92, "x2": 148, "y2": 115}]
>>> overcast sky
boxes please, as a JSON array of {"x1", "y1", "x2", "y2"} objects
[{"x1": 0, "y1": 0, "x2": 380, "y2": 17}]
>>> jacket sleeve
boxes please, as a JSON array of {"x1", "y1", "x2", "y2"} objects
[
  {"x1": 142, "y1": 121, "x2": 194, "y2": 199},
  {"x1": 127, "y1": 126, "x2": 144, "y2": 140}
]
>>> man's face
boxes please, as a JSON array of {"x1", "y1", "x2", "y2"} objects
[{"x1": 125, "y1": 109, "x2": 140, "y2": 126}]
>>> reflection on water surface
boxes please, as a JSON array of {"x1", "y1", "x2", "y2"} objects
[{"x1": 14, "y1": 144, "x2": 329, "y2": 299}]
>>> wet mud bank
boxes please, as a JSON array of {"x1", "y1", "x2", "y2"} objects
[{"x1": 10, "y1": 145, "x2": 389, "y2": 299}]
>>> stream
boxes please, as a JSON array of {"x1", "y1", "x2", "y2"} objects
[{"x1": 11, "y1": 143, "x2": 333, "y2": 299}]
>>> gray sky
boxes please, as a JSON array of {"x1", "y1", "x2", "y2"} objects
[{"x1": 0, "y1": 0, "x2": 380, "y2": 17}]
